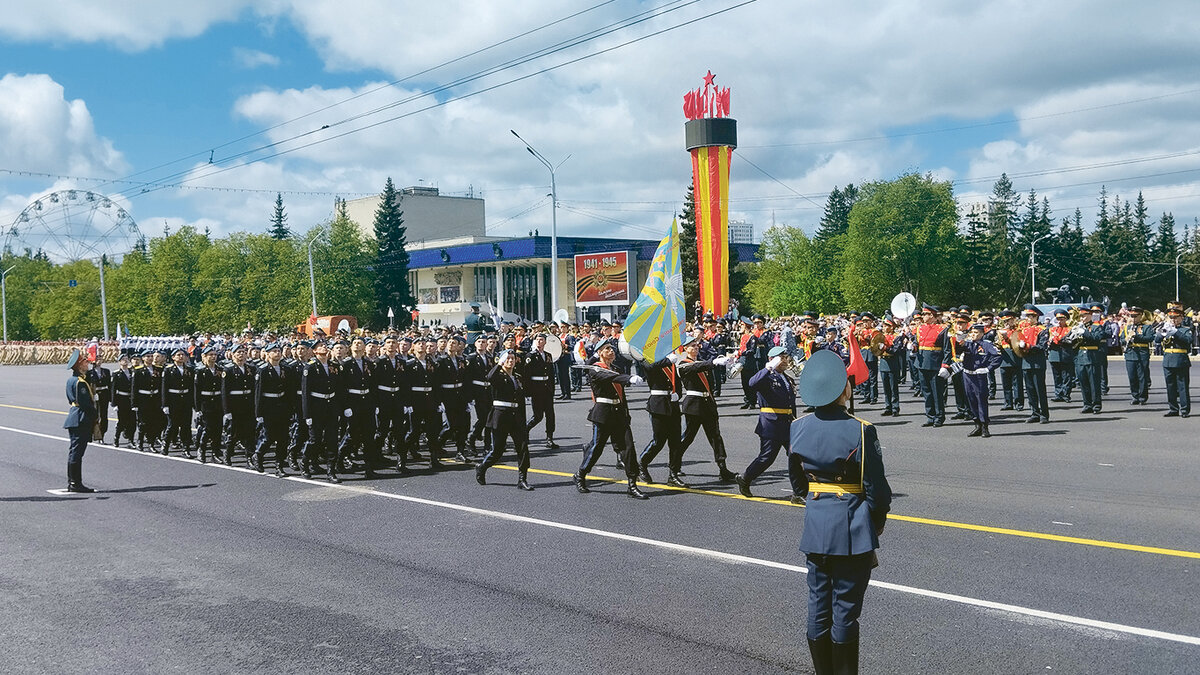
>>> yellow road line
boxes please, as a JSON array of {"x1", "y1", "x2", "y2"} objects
[{"x1": 4, "y1": 402, "x2": 1197, "y2": 560}]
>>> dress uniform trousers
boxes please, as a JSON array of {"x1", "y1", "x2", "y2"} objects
[
  {"x1": 917, "y1": 369, "x2": 945, "y2": 424},
  {"x1": 196, "y1": 395, "x2": 223, "y2": 460},
  {"x1": 374, "y1": 391, "x2": 405, "y2": 455},
  {"x1": 580, "y1": 419, "x2": 639, "y2": 480},
  {"x1": 1051, "y1": 361, "x2": 1074, "y2": 401},
  {"x1": 226, "y1": 397, "x2": 256, "y2": 460},
  {"x1": 1124, "y1": 349, "x2": 1151, "y2": 403},
  {"x1": 255, "y1": 412, "x2": 290, "y2": 469},
  {"x1": 479, "y1": 407, "x2": 530, "y2": 474},
  {"x1": 1164, "y1": 366, "x2": 1191, "y2": 415},
  {"x1": 963, "y1": 372, "x2": 990, "y2": 423},
  {"x1": 1023, "y1": 366, "x2": 1050, "y2": 421},
  {"x1": 999, "y1": 365, "x2": 1024, "y2": 408},
  {"x1": 1075, "y1": 361, "x2": 1102, "y2": 412},
  {"x1": 304, "y1": 402, "x2": 338, "y2": 471},
  {"x1": 680, "y1": 410, "x2": 728, "y2": 467},
  {"x1": 338, "y1": 392, "x2": 377, "y2": 467},
  {"x1": 113, "y1": 389, "x2": 135, "y2": 445},
  {"x1": 805, "y1": 552, "x2": 875, "y2": 643},
  {"x1": 639, "y1": 409, "x2": 684, "y2": 474}
]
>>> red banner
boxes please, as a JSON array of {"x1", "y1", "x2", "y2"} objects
[{"x1": 574, "y1": 252, "x2": 630, "y2": 306}]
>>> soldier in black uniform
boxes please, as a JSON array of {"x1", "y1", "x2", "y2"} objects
[
  {"x1": 86, "y1": 353, "x2": 112, "y2": 444},
  {"x1": 636, "y1": 346, "x2": 687, "y2": 488},
  {"x1": 337, "y1": 336, "x2": 377, "y2": 479},
  {"x1": 466, "y1": 334, "x2": 495, "y2": 458},
  {"x1": 677, "y1": 339, "x2": 737, "y2": 482},
  {"x1": 193, "y1": 345, "x2": 224, "y2": 464},
  {"x1": 474, "y1": 349, "x2": 533, "y2": 490},
  {"x1": 523, "y1": 333, "x2": 559, "y2": 449},
  {"x1": 162, "y1": 347, "x2": 194, "y2": 456},
  {"x1": 572, "y1": 341, "x2": 650, "y2": 500},
  {"x1": 111, "y1": 354, "x2": 136, "y2": 448},
  {"x1": 222, "y1": 343, "x2": 257, "y2": 466},
  {"x1": 435, "y1": 335, "x2": 473, "y2": 464},
  {"x1": 254, "y1": 342, "x2": 292, "y2": 476},
  {"x1": 406, "y1": 337, "x2": 445, "y2": 469},
  {"x1": 284, "y1": 340, "x2": 310, "y2": 471},
  {"x1": 302, "y1": 340, "x2": 340, "y2": 480},
  {"x1": 373, "y1": 335, "x2": 408, "y2": 472},
  {"x1": 133, "y1": 350, "x2": 166, "y2": 452}
]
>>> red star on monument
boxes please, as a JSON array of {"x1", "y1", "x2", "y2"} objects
[{"x1": 703, "y1": 70, "x2": 715, "y2": 87}]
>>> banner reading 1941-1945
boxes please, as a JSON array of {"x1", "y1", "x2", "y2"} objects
[{"x1": 574, "y1": 251, "x2": 630, "y2": 307}]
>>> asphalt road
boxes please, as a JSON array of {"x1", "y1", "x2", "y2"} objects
[{"x1": 1, "y1": 363, "x2": 1197, "y2": 674}]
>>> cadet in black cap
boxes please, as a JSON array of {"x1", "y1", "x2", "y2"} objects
[
  {"x1": 1160, "y1": 305, "x2": 1192, "y2": 417},
  {"x1": 111, "y1": 353, "x2": 136, "y2": 448},
  {"x1": 1073, "y1": 305, "x2": 1108, "y2": 414},
  {"x1": 1047, "y1": 309, "x2": 1075, "y2": 403},
  {"x1": 790, "y1": 349, "x2": 891, "y2": 674},
  {"x1": 253, "y1": 342, "x2": 292, "y2": 476},
  {"x1": 64, "y1": 349, "x2": 98, "y2": 493},
  {"x1": 222, "y1": 343, "x2": 257, "y2": 466},
  {"x1": 193, "y1": 345, "x2": 224, "y2": 464},
  {"x1": 133, "y1": 348, "x2": 166, "y2": 452},
  {"x1": 162, "y1": 347, "x2": 194, "y2": 457}
]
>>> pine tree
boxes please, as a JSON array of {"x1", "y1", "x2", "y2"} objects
[
  {"x1": 1155, "y1": 212, "x2": 1180, "y2": 262},
  {"x1": 815, "y1": 184, "x2": 857, "y2": 242},
  {"x1": 678, "y1": 184, "x2": 701, "y2": 316},
  {"x1": 372, "y1": 178, "x2": 415, "y2": 328},
  {"x1": 269, "y1": 193, "x2": 291, "y2": 240}
]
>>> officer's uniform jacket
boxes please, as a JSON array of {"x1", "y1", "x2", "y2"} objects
[
  {"x1": 301, "y1": 358, "x2": 339, "y2": 420},
  {"x1": 112, "y1": 368, "x2": 135, "y2": 409},
  {"x1": 749, "y1": 366, "x2": 795, "y2": 442},
  {"x1": 915, "y1": 323, "x2": 949, "y2": 370},
  {"x1": 405, "y1": 356, "x2": 440, "y2": 412},
  {"x1": 676, "y1": 357, "x2": 719, "y2": 416},
  {"x1": 255, "y1": 362, "x2": 292, "y2": 419},
  {"x1": 486, "y1": 364, "x2": 526, "y2": 429},
  {"x1": 1073, "y1": 323, "x2": 1108, "y2": 367},
  {"x1": 643, "y1": 357, "x2": 681, "y2": 417},
  {"x1": 339, "y1": 356, "x2": 375, "y2": 411},
  {"x1": 962, "y1": 339, "x2": 1002, "y2": 373},
  {"x1": 162, "y1": 363, "x2": 193, "y2": 409},
  {"x1": 1162, "y1": 326, "x2": 1194, "y2": 368},
  {"x1": 222, "y1": 362, "x2": 256, "y2": 414},
  {"x1": 434, "y1": 354, "x2": 469, "y2": 408},
  {"x1": 1122, "y1": 324, "x2": 1155, "y2": 362},
  {"x1": 64, "y1": 373, "x2": 97, "y2": 430},
  {"x1": 859, "y1": 328, "x2": 880, "y2": 364},
  {"x1": 522, "y1": 349, "x2": 556, "y2": 396},
  {"x1": 877, "y1": 333, "x2": 906, "y2": 372},
  {"x1": 586, "y1": 364, "x2": 634, "y2": 426},
  {"x1": 464, "y1": 351, "x2": 494, "y2": 403},
  {"x1": 1048, "y1": 324, "x2": 1074, "y2": 364},
  {"x1": 791, "y1": 410, "x2": 891, "y2": 556},
  {"x1": 193, "y1": 366, "x2": 224, "y2": 413},
  {"x1": 1018, "y1": 323, "x2": 1051, "y2": 370},
  {"x1": 373, "y1": 354, "x2": 408, "y2": 409},
  {"x1": 132, "y1": 365, "x2": 162, "y2": 412}
]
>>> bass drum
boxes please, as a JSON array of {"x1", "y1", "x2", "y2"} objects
[
  {"x1": 617, "y1": 334, "x2": 646, "y2": 363},
  {"x1": 543, "y1": 332, "x2": 564, "y2": 361}
]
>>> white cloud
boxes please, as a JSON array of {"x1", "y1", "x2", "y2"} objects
[
  {"x1": 232, "y1": 47, "x2": 281, "y2": 69},
  {"x1": 0, "y1": 0, "x2": 252, "y2": 50},
  {"x1": 0, "y1": 74, "x2": 128, "y2": 178}
]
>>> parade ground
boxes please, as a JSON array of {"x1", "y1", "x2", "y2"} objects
[{"x1": 1, "y1": 363, "x2": 1196, "y2": 674}]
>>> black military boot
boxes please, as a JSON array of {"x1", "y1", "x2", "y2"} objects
[
  {"x1": 981, "y1": 423, "x2": 991, "y2": 438},
  {"x1": 475, "y1": 464, "x2": 487, "y2": 485},
  {"x1": 254, "y1": 453, "x2": 265, "y2": 473},
  {"x1": 638, "y1": 460, "x2": 653, "y2": 485},
  {"x1": 717, "y1": 463, "x2": 738, "y2": 483},
  {"x1": 517, "y1": 472, "x2": 534, "y2": 491},
  {"x1": 199, "y1": 447, "x2": 208, "y2": 464},
  {"x1": 807, "y1": 634, "x2": 833, "y2": 675},
  {"x1": 667, "y1": 472, "x2": 690, "y2": 489},
  {"x1": 831, "y1": 639, "x2": 858, "y2": 675},
  {"x1": 967, "y1": 422, "x2": 982, "y2": 438},
  {"x1": 735, "y1": 473, "x2": 753, "y2": 497},
  {"x1": 546, "y1": 434, "x2": 559, "y2": 450},
  {"x1": 573, "y1": 473, "x2": 590, "y2": 494},
  {"x1": 626, "y1": 479, "x2": 649, "y2": 500}
]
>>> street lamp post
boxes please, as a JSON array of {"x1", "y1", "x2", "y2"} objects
[
  {"x1": 512, "y1": 130, "x2": 569, "y2": 320},
  {"x1": 1030, "y1": 233, "x2": 1052, "y2": 306},
  {"x1": 2, "y1": 265, "x2": 14, "y2": 343},
  {"x1": 98, "y1": 254, "x2": 109, "y2": 341},
  {"x1": 305, "y1": 229, "x2": 324, "y2": 316},
  {"x1": 1176, "y1": 252, "x2": 1185, "y2": 302}
]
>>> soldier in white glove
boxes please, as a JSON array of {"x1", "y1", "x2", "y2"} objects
[{"x1": 961, "y1": 324, "x2": 1003, "y2": 437}]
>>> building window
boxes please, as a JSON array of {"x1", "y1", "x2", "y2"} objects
[
  {"x1": 473, "y1": 266, "x2": 496, "y2": 304},
  {"x1": 503, "y1": 265, "x2": 539, "y2": 322}
]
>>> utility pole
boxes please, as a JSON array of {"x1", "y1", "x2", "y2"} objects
[
  {"x1": 512, "y1": 130, "x2": 569, "y2": 320},
  {"x1": 1030, "y1": 233, "x2": 1051, "y2": 305}
]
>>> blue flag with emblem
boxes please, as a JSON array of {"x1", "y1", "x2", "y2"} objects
[{"x1": 622, "y1": 219, "x2": 686, "y2": 362}]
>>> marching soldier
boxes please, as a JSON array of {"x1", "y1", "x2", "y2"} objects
[
  {"x1": 996, "y1": 310, "x2": 1025, "y2": 411},
  {"x1": 735, "y1": 346, "x2": 805, "y2": 502},
  {"x1": 474, "y1": 348, "x2": 534, "y2": 490},
  {"x1": 337, "y1": 336, "x2": 377, "y2": 479},
  {"x1": 374, "y1": 335, "x2": 408, "y2": 471},
  {"x1": 1073, "y1": 305, "x2": 1108, "y2": 414},
  {"x1": 111, "y1": 354, "x2": 136, "y2": 448},
  {"x1": 284, "y1": 340, "x2": 311, "y2": 472},
  {"x1": 85, "y1": 353, "x2": 112, "y2": 444},
  {"x1": 636, "y1": 346, "x2": 687, "y2": 488},
  {"x1": 677, "y1": 338, "x2": 737, "y2": 482},
  {"x1": 133, "y1": 350, "x2": 166, "y2": 452},
  {"x1": 914, "y1": 304, "x2": 949, "y2": 427},
  {"x1": 523, "y1": 333, "x2": 559, "y2": 449},
  {"x1": 573, "y1": 341, "x2": 650, "y2": 500},
  {"x1": 1017, "y1": 305, "x2": 1051, "y2": 424},
  {"x1": 466, "y1": 334, "x2": 495, "y2": 458},
  {"x1": 222, "y1": 344, "x2": 257, "y2": 466},
  {"x1": 1048, "y1": 309, "x2": 1075, "y2": 402},
  {"x1": 193, "y1": 345, "x2": 224, "y2": 464},
  {"x1": 406, "y1": 337, "x2": 445, "y2": 469},
  {"x1": 301, "y1": 340, "x2": 340, "y2": 480},
  {"x1": 162, "y1": 347, "x2": 194, "y2": 456},
  {"x1": 253, "y1": 342, "x2": 292, "y2": 476},
  {"x1": 962, "y1": 324, "x2": 1002, "y2": 437},
  {"x1": 1160, "y1": 305, "x2": 1192, "y2": 417},
  {"x1": 790, "y1": 349, "x2": 891, "y2": 675},
  {"x1": 435, "y1": 335, "x2": 473, "y2": 464},
  {"x1": 1121, "y1": 307, "x2": 1154, "y2": 405}
]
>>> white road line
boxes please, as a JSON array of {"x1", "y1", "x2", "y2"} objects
[{"x1": 3, "y1": 423, "x2": 1198, "y2": 647}]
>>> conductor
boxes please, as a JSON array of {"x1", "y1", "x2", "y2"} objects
[{"x1": 790, "y1": 349, "x2": 892, "y2": 674}]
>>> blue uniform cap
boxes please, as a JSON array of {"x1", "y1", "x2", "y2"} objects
[
  {"x1": 767, "y1": 346, "x2": 787, "y2": 359},
  {"x1": 798, "y1": 349, "x2": 848, "y2": 408},
  {"x1": 264, "y1": 342, "x2": 281, "y2": 352},
  {"x1": 66, "y1": 348, "x2": 82, "y2": 370}
]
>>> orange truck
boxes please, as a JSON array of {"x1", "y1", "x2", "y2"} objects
[{"x1": 295, "y1": 315, "x2": 358, "y2": 337}]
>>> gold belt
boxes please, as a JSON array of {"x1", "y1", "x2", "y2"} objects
[
  {"x1": 1165, "y1": 348, "x2": 1188, "y2": 354},
  {"x1": 808, "y1": 482, "x2": 864, "y2": 496},
  {"x1": 759, "y1": 407, "x2": 792, "y2": 415},
  {"x1": 918, "y1": 346, "x2": 942, "y2": 351},
  {"x1": 1079, "y1": 346, "x2": 1098, "y2": 350}
]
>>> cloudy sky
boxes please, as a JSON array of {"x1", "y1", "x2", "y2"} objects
[{"x1": 3, "y1": 0, "x2": 1200, "y2": 256}]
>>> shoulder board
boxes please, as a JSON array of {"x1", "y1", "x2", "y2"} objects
[{"x1": 850, "y1": 414, "x2": 872, "y2": 426}]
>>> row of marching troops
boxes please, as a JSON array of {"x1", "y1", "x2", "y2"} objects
[{"x1": 788, "y1": 302, "x2": 1193, "y2": 436}]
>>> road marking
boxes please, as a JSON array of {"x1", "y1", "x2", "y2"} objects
[
  {"x1": 3, "y1": 424, "x2": 1194, "y2": 647},
  {"x1": 1051, "y1": 521, "x2": 1074, "y2": 526},
  {"x1": 2, "y1": 416, "x2": 1198, "y2": 561}
]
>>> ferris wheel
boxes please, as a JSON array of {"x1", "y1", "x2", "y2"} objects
[{"x1": 3, "y1": 189, "x2": 141, "y2": 262}]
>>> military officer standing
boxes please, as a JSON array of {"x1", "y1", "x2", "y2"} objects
[
  {"x1": 735, "y1": 346, "x2": 805, "y2": 502},
  {"x1": 789, "y1": 349, "x2": 891, "y2": 675},
  {"x1": 523, "y1": 333, "x2": 559, "y2": 449},
  {"x1": 1048, "y1": 309, "x2": 1074, "y2": 402},
  {"x1": 1121, "y1": 308, "x2": 1154, "y2": 405},
  {"x1": 1018, "y1": 305, "x2": 1051, "y2": 424},
  {"x1": 877, "y1": 319, "x2": 905, "y2": 417},
  {"x1": 64, "y1": 349, "x2": 98, "y2": 493},
  {"x1": 914, "y1": 305, "x2": 949, "y2": 427},
  {"x1": 1072, "y1": 305, "x2": 1108, "y2": 414},
  {"x1": 1160, "y1": 306, "x2": 1192, "y2": 417},
  {"x1": 86, "y1": 353, "x2": 112, "y2": 444},
  {"x1": 474, "y1": 349, "x2": 534, "y2": 491},
  {"x1": 111, "y1": 354, "x2": 136, "y2": 448},
  {"x1": 996, "y1": 310, "x2": 1025, "y2": 411}
]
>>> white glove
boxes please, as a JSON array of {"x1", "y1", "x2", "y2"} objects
[
  {"x1": 767, "y1": 356, "x2": 782, "y2": 371},
  {"x1": 713, "y1": 356, "x2": 731, "y2": 367},
  {"x1": 223, "y1": 413, "x2": 232, "y2": 422},
  {"x1": 813, "y1": 336, "x2": 826, "y2": 346},
  {"x1": 1164, "y1": 325, "x2": 1178, "y2": 336},
  {"x1": 404, "y1": 406, "x2": 413, "y2": 414},
  {"x1": 629, "y1": 375, "x2": 644, "y2": 386},
  {"x1": 937, "y1": 367, "x2": 950, "y2": 379},
  {"x1": 1018, "y1": 340, "x2": 1026, "y2": 348},
  {"x1": 666, "y1": 353, "x2": 681, "y2": 364},
  {"x1": 162, "y1": 406, "x2": 169, "y2": 414},
  {"x1": 305, "y1": 418, "x2": 313, "y2": 426},
  {"x1": 969, "y1": 368, "x2": 989, "y2": 375},
  {"x1": 437, "y1": 404, "x2": 445, "y2": 413},
  {"x1": 343, "y1": 408, "x2": 353, "y2": 418}
]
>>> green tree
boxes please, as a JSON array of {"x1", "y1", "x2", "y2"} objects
[
  {"x1": 314, "y1": 210, "x2": 375, "y2": 321},
  {"x1": 372, "y1": 178, "x2": 415, "y2": 328},
  {"x1": 268, "y1": 192, "x2": 291, "y2": 240},
  {"x1": 0, "y1": 249, "x2": 55, "y2": 340},
  {"x1": 840, "y1": 172, "x2": 964, "y2": 310},
  {"x1": 29, "y1": 259, "x2": 104, "y2": 339}
]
